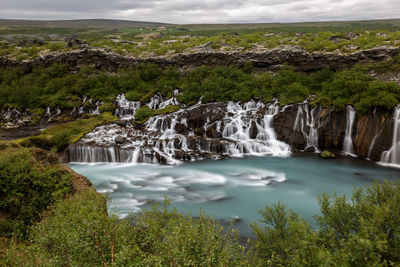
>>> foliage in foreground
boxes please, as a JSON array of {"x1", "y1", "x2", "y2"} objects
[
  {"x1": 0, "y1": 143, "x2": 72, "y2": 239},
  {"x1": 1, "y1": 190, "x2": 250, "y2": 266},
  {"x1": 252, "y1": 181, "x2": 400, "y2": 266}
]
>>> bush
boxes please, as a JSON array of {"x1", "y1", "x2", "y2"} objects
[
  {"x1": 0, "y1": 145, "x2": 72, "y2": 239},
  {"x1": 1, "y1": 61, "x2": 399, "y2": 115},
  {"x1": 2, "y1": 192, "x2": 250, "y2": 266},
  {"x1": 252, "y1": 181, "x2": 400, "y2": 266}
]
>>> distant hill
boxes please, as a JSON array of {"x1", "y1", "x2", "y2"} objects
[
  {"x1": 185, "y1": 19, "x2": 400, "y2": 30},
  {"x1": 0, "y1": 19, "x2": 169, "y2": 29}
]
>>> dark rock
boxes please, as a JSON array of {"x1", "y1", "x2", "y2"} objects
[
  {"x1": 115, "y1": 119, "x2": 127, "y2": 126},
  {"x1": 115, "y1": 136, "x2": 125, "y2": 144},
  {"x1": 174, "y1": 122, "x2": 188, "y2": 135},
  {"x1": 304, "y1": 146, "x2": 317, "y2": 152},
  {"x1": 206, "y1": 126, "x2": 218, "y2": 138},
  {"x1": 65, "y1": 38, "x2": 88, "y2": 48},
  {"x1": 249, "y1": 121, "x2": 258, "y2": 139},
  {"x1": 17, "y1": 39, "x2": 45, "y2": 46},
  {"x1": 1, "y1": 45, "x2": 399, "y2": 73},
  {"x1": 187, "y1": 113, "x2": 206, "y2": 129},
  {"x1": 345, "y1": 32, "x2": 360, "y2": 40}
]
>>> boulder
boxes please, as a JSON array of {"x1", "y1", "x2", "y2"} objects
[{"x1": 115, "y1": 136, "x2": 126, "y2": 144}]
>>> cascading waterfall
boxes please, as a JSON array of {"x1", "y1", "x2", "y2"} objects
[
  {"x1": 343, "y1": 105, "x2": 356, "y2": 155},
  {"x1": 292, "y1": 104, "x2": 321, "y2": 152},
  {"x1": 147, "y1": 90, "x2": 182, "y2": 110},
  {"x1": 380, "y1": 105, "x2": 400, "y2": 167},
  {"x1": 223, "y1": 101, "x2": 290, "y2": 157},
  {"x1": 68, "y1": 99, "x2": 291, "y2": 165},
  {"x1": 114, "y1": 93, "x2": 141, "y2": 120}
]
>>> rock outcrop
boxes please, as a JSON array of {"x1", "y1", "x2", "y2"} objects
[
  {"x1": 1, "y1": 45, "x2": 399, "y2": 73},
  {"x1": 273, "y1": 104, "x2": 393, "y2": 160}
]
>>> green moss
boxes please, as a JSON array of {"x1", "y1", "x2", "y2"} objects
[
  {"x1": 321, "y1": 150, "x2": 335, "y2": 158},
  {"x1": 134, "y1": 105, "x2": 180, "y2": 122}
]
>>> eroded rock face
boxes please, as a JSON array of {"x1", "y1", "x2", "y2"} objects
[
  {"x1": 1, "y1": 45, "x2": 400, "y2": 73},
  {"x1": 273, "y1": 104, "x2": 394, "y2": 160}
]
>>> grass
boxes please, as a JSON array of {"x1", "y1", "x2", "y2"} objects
[
  {"x1": 18, "y1": 112, "x2": 116, "y2": 150},
  {"x1": 1, "y1": 18, "x2": 400, "y2": 60}
]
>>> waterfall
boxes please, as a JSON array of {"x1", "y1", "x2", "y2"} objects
[
  {"x1": 343, "y1": 105, "x2": 356, "y2": 156},
  {"x1": 147, "y1": 90, "x2": 181, "y2": 110},
  {"x1": 115, "y1": 93, "x2": 141, "y2": 120},
  {"x1": 222, "y1": 101, "x2": 290, "y2": 157},
  {"x1": 68, "y1": 100, "x2": 291, "y2": 165},
  {"x1": 293, "y1": 104, "x2": 321, "y2": 152},
  {"x1": 68, "y1": 145, "x2": 132, "y2": 163},
  {"x1": 380, "y1": 105, "x2": 400, "y2": 167}
]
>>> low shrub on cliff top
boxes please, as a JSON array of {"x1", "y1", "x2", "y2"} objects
[{"x1": 1, "y1": 61, "x2": 400, "y2": 116}]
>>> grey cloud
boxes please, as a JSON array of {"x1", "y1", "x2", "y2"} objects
[{"x1": 0, "y1": 0, "x2": 399, "y2": 24}]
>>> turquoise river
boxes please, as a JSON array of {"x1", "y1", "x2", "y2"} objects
[{"x1": 70, "y1": 156, "x2": 400, "y2": 237}]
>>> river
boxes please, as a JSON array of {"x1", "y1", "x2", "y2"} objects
[{"x1": 70, "y1": 155, "x2": 400, "y2": 237}]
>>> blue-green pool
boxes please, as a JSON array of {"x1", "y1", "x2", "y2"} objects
[{"x1": 70, "y1": 156, "x2": 400, "y2": 237}]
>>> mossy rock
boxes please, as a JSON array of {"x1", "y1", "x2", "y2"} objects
[{"x1": 321, "y1": 150, "x2": 335, "y2": 159}]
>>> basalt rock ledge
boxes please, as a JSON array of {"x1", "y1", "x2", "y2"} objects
[{"x1": 1, "y1": 45, "x2": 400, "y2": 72}]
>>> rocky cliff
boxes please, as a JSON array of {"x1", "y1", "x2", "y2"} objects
[
  {"x1": 273, "y1": 104, "x2": 393, "y2": 161},
  {"x1": 1, "y1": 45, "x2": 400, "y2": 73},
  {"x1": 62, "y1": 93, "x2": 399, "y2": 166}
]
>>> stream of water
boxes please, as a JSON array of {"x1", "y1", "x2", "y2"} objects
[{"x1": 70, "y1": 156, "x2": 400, "y2": 237}]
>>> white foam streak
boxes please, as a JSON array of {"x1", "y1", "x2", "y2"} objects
[{"x1": 343, "y1": 105, "x2": 356, "y2": 156}]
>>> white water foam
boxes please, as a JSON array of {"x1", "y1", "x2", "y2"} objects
[
  {"x1": 380, "y1": 105, "x2": 400, "y2": 167},
  {"x1": 343, "y1": 105, "x2": 356, "y2": 156}
]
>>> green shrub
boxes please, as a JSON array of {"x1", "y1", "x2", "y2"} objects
[
  {"x1": 252, "y1": 181, "x2": 400, "y2": 266},
  {"x1": 0, "y1": 145, "x2": 72, "y2": 239},
  {"x1": 1, "y1": 61, "x2": 399, "y2": 115},
  {"x1": 51, "y1": 132, "x2": 69, "y2": 151},
  {"x1": 2, "y1": 191, "x2": 250, "y2": 266}
]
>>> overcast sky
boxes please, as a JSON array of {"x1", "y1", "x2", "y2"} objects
[{"x1": 0, "y1": 0, "x2": 399, "y2": 24}]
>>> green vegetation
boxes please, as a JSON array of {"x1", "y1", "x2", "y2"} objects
[
  {"x1": 2, "y1": 29, "x2": 399, "y2": 59},
  {"x1": 1, "y1": 190, "x2": 250, "y2": 266},
  {"x1": 252, "y1": 181, "x2": 400, "y2": 266},
  {"x1": 0, "y1": 142, "x2": 72, "y2": 239},
  {"x1": 1, "y1": 147, "x2": 399, "y2": 267},
  {"x1": 1, "y1": 19, "x2": 400, "y2": 59},
  {"x1": 1, "y1": 60, "x2": 400, "y2": 115},
  {"x1": 134, "y1": 105, "x2": 180, "y2": 122},
  {"x1": 321, "y1": 150, "x2": 335, "y2": 158},
  {"x1": 18, "y1": 112, "x2": 116, "y2": 151}
]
